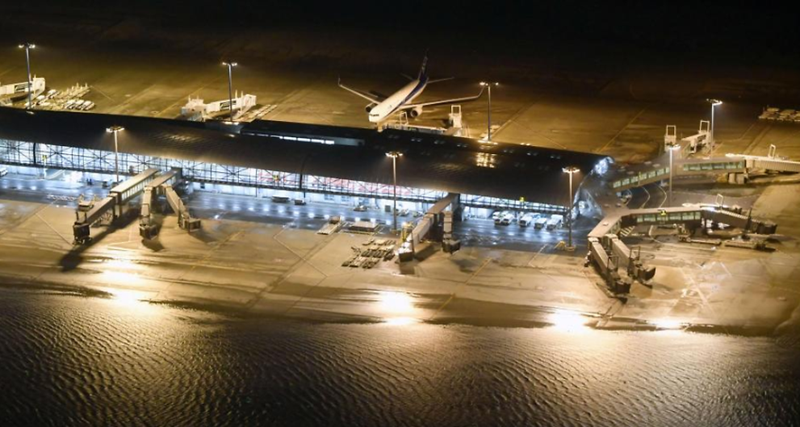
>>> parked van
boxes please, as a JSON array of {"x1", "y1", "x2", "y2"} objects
[
  {"x1": 0, "y1": 166, "x2": 8, "y2": 177},
  {"x1": 546, "y1": 214, "x2": 564, "y2": 230},
  {"x1": 534, "y1": 217, "x2": 548, "y2": 229},
  {"x1": 500, "y1": 212, "x2": 516, "y2": 225},
  {"x1": 519, "y1": 213, "x2": 535, "y2": 227},
  {"x1": 494, "y1": 211, "x2": 506, "y2": 225}
]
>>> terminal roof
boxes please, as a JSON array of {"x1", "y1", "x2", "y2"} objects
[{"x1": 0, "y1": 107, "x2": 608, "y2": 206}]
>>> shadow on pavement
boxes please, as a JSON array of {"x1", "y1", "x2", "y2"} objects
[{"x1": 59, "y1": 210, "x2": 140, "y2": 272}]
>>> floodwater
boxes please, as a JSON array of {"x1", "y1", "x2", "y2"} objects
[{"x1": 0, "y1": 286, "x2": 798, "y2": 427}]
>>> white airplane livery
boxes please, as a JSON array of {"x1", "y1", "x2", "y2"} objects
[{"x1": 338, "y1": 55, "x2": 485, "y2": 124}]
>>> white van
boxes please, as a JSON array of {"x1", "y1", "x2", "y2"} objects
[
  {"x1": 519, "y1": 213, "x2": 535, "y2": 227},
  {"x1": 534, "y1": 217, "x2": 548, "y2": 229},
  {"x1": 0, "y1": 166, "x2": 8, "y2": 177},
  {"x1": 494, "y1": 211, "x2": 508, "y2": 225},
  {"x1": 546, "y1": 214, "x2": 564, "y2": 231}
]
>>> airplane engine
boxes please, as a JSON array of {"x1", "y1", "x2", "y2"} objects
[
  {"x1": 365, "y1": 103, "x2": 376, "y2": 113},
  {"x1": 408, "y1": 106, "x2": 423, "y2": 118}
]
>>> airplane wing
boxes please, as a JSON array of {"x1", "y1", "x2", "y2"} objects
[
  {"x1": 402, "y1": 86, "x2": 485, "y2": 109},
  {"x1": 338, "y1": 77, "x2": 383, "y2": 103},
  {"x1": 369, "y1": 90, "x2": 390, "y2": 100},
  {"x1": 427, "y1": 76, "x2": 454, "y2": 84}
]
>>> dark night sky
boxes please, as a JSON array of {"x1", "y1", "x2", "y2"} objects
[
  {"x1": 8, "y1": 1, "x2": 799, "y2": 47},
  {"x1": 2, "y1": 1, "x2": 799, "y2": 70}
]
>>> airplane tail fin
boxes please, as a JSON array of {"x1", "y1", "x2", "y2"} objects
[{"x1": 417, "y1": 51, "x2": 429, "y2": 80}]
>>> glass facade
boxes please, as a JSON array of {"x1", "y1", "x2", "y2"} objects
[{"x1": 1, "y1": 138, "x2": 566, "y2": 211}]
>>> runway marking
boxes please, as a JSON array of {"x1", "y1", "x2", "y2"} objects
[
  {"x1": 491, "y1": 100, "x2": 538, "y2": 140},
  {"x1": 0, "y1": 202, "x2": 52, "y2": 238},
  {"x1": 502, "y1": 119, "x2": 568, "y2": 149},
  {"x1": 266, "y1": 78, "x2": 325, "y2": 120},
  {"x1": 35, "y1": 209, "x2": 72, "y2": 245},
  {"x1": 741, "y1": 123, "x2": 772, "y2": 155},
  {"x1": 428, "y1": 257, "x2": 492, "y2": 321},
  {"x1": 106, "y1": 84, "x2": 157, "y2": 114},
  {"x1": 267, "y1": 87, "x2": 310, "y2": 120},
  {"x1": 0, "y1": 67, "x2": 16, "y2": 79},
  {"x1": 678, "y1": 266, "x2": 730, "y2": 334},
  {"x1": 272, "y1": 226, "x2": 329, "y2": 277},
  {"x1": 732, "y1": 122, "x2": 758, "y2": 142},
  {"x1": 247, "y1": 229, "x2": 338, "y2": 313},
  {"x1": 596, "y1": 107, "x2": 647, "y2": 154},
  {"x1": 91, "y1": 85, "x2": 115, "y2": 102},
  {"x1": 719, "y1": 262, "x2": 733, "y2": 278},
  {"x1": 153, "y1": 229, "x2": 244, "y2": 300},
  {"x1": 639, "y1": 186, "x2": 651, "y2": 209},
  {"x1": 657, "y1": 185, "x2": 667, "y2": 208},
  {"x1": 527, "y1": 244, "x2": 549, "y2": 267}
]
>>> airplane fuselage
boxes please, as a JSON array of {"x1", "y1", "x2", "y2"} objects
[
  {"x1": 368, "y1": 75, "x2": 428, "y2": 123},
  {"x1": 340, "y1": 55, "x2": 484, "y2": 124}
]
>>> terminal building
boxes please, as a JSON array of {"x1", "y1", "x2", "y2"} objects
[{"x1": 0, "y1": 107, "x2": 609, "y2": 218}]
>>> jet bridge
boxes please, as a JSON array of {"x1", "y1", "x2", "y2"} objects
[
  {"x1": 140, "y1": 169, "x2": 200, "y2": 239},
  {"x1": 612, "y1": 145, "x2": 800, "y2": 192},
  {"x1": 681, "y1": 120, "x2": 710, "y2": 154},
  {"x1": 729, "y1": 145, "x2": 800, "y2": 174},
  {"x1": 586, "y1": 205, "x2": 777, "y2": 290},
  {"x1": 73, "y1": 168, "x2": 159, "y2": 244},
  {"x1": 180, "y1": 92, "x2": 257, "y2": 121},
  {"x1": 398, "y1": 193, "x2": 459, "y2": 261},
  {"x1": 587, "y1": 236, "x2": 632, "y2": 296}
]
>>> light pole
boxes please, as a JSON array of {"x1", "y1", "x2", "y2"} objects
[
  {"x1": 222, "y1": 61, "x2": 238, "y2": 121},
  {"x1": 562, "y1": 166, "x2": 580, "y2": 250},
  {"x1": 386, "y1": 151, "x2": 403, "y2": 233},
  {"x1": 106, "y1": 126, "x2": 124, "y2": 184},
  {"x1": 666, "y1": 142, "x2": 680, "y2": 207},
  {"x1": 480, "y1": 82, "x2": 499, "y2": 142},
  {"x1": 18, "y1": 42, "x2": 36, "y2": 110},
  {"x1": 708, "y1": 99, "x2": 722, "y2": 148}
]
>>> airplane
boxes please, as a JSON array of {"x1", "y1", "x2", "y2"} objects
[{"x1": 338, "y1": 55, "x2": 485, "y2": 124}]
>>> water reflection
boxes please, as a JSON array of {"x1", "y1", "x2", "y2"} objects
[
  {"x1": 98, "y1": 287, "x2": 160, "y2": 316},
  {"x1": 103, "y1": 287, "x2": 144, "y2": 305},
  {"x1": 546, "y1": 309, "x2": 590, "y2": 332},
  {"x1": 101, "y1": 270, "x2": 140, "y2": 286},
  {"x1": 650, "y1": 318, "x2": 685, "y2": 330},
  {"x1": 0, "y1": 287, "x2": 795, "y2": 427},
  {"x1": 375, "y1": 290, "x2": 419, "y2": 325},
  {"x1": 383, "y1": 317, "x2": 419, "y2": 326}
]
